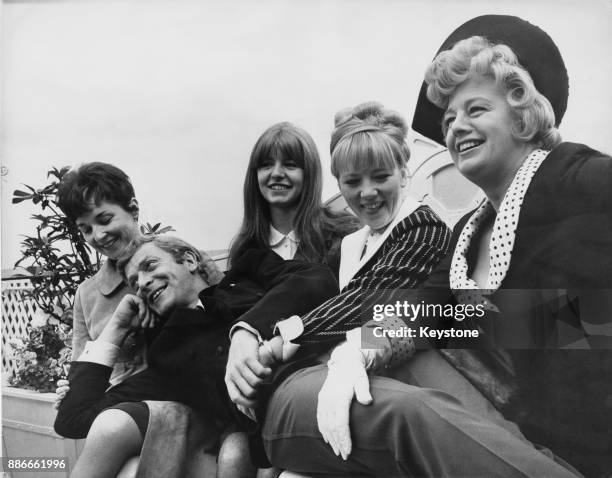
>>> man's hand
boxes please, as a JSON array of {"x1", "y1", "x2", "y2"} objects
[
  {"x1": 99, "y1": 294, "x2": 154, "y2": 346},
  {"x1": 225, "y1": 329, "x2": 271, "y2": 408},
  {"x1": 53, "y1": 379, "x2": 70, "y2": 410},
  {"x1": 317, "y1": 343, "x2": 373, "y2": 460},
  {"x1": 257, "y1": 335, "x2": 285, "y2": 367}
]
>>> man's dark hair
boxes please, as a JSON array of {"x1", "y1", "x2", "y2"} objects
[{"x1": 57, "y1": 162, "x2": 136, "y2": 222}]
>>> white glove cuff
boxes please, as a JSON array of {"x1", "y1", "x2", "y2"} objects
[{"x1": 327, "y1": 341, "x2": 366, "y2": 370}]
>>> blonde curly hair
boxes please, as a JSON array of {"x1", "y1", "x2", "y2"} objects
[{"x1": 425, "y1": 36, "x2": 562, "y2": 150}]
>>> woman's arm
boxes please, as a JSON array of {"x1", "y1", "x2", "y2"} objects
[
  {"x1": 71, "y1": 286, "x2": 91, "y2": 360},
  {"x1": 55, "y1": 295, "x2": 155, "y2": 438},
  {"x1": 54, "y1": 361, "x2": 115, "y2": 438},
  {"x1": 299, "y1": 207, "x2": 451, "y2": 345}
]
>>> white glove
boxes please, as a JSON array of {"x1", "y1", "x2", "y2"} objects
[{"x1": 316, "y1": 342, "x2": 373, "y2": 460}]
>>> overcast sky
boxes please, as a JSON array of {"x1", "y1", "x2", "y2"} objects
[{"x1": 2, "y1": 0, "x2": 611, "y2": 268}]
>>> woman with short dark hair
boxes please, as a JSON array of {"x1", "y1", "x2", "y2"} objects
[{"x1": 57, "y1": 162, "x2": 147, "y2": 386}]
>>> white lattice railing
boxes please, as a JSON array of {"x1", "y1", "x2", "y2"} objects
[{"x1": 2, "y1": 277, "x2": 38, "y2": 381}]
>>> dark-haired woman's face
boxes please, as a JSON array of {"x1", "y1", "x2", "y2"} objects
[
  {"x1": 76, "y1": 200, "x2": 140, "y2": 260},
  {"x1": 257, "y1": 156, "x2": 304, "y2": 209}
]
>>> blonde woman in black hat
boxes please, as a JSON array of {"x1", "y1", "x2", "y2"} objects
[{"x1": 418, "y1": 21, "x2": 612, "y2": 475}]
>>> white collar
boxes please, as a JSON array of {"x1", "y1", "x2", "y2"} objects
[
  {"x1": 97, "y1": 259, "x2": 125, "y2": 296},
  {"x1": 338, "y1": 196, "x2": 420, "y2": 289},
  {"x1": 450, "y1": 149, "x2": 549, "y2": 303},
  {"x1": 269, "y1": 226, "x2": 299, "y2": 247}
]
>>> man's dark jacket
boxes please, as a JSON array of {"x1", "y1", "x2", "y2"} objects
[{"x1": 54, "y1": 249, "x2": 338, "y2": 439}]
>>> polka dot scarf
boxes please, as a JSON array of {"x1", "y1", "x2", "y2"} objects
[{"x1": 450, "y1": 149, "x2": 549, "y2": 307}]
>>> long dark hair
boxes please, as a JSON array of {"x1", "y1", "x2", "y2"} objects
[{"x1": 230, "y1": 122, "x2": 356, "y2": 266}]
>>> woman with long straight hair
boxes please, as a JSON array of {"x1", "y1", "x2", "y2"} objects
[
  {"x1": 230, "y1": 122, "x2": 358, "y2": 272},
  {"x1": 225, "y1": 122, "x2": 359, "y2": 478}
]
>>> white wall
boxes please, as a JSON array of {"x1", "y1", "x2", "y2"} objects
[{"x1": 2, "y1": 0, "x2": 611, "y2": 268}]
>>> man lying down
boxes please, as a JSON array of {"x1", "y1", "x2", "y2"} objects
[{"x1": 54, "y1": 234, "x2": 337, "y2": 478}]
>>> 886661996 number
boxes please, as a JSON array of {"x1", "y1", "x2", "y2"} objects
[{"x1": 2, "y1": 457, "x2": 67, "y2": 472}]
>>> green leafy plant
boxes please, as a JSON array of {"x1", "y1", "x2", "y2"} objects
[
  {"x1": 141, "y1": 222, "x2": 175, "y2": 235},
  {"x1": 12, "y1": 166, "x2": 101, "y2": 323}
]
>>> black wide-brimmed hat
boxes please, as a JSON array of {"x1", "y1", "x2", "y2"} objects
[{"x1": 412, "y1": 15, "x2": 569, "y2": 145}]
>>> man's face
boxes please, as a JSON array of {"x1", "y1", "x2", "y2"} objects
[{"x1": 124, "y1": 242, "x2": 200, "y2": 317}]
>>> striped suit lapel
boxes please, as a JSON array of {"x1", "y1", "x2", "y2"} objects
[{"x1": 339, "y1": 197, "x2": 420, "y2": 289}]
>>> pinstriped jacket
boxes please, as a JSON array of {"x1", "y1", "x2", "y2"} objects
[{"x1": 297, "y1": 198, "x2": 451, "y2": 344}]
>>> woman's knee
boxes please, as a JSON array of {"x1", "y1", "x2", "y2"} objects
[
  {"x1": 217, "y1": 432, "x2": 256, "y2": 478},
  {"x1": 86, "y1": 409, "x2": 142, "y2": 450},
  {"x1": 367, "y1": 378, "x2": 444, "y2": 427},
  {"x1": 72, "y1": 410, "x2": 142, "y2": 478}
]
